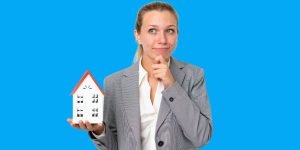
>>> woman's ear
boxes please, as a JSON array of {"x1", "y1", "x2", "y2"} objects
[{"x1": 134, "y1": 30, "x2": 141, "y2": 44}]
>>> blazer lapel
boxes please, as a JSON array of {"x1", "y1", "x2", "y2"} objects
[
  {"x1": 156, "y1": 57, "x2": 186, "y2": 133},
  {"x1": 121, "y1": 62, "x2": 141, "y2": 147}
]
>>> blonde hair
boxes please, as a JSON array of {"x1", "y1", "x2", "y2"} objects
[
  {"x1": 134, "y1": 45, "x2": 143, "y2": 63},
  {"x1": 133, "y1": 1, "x2": 179, "y2": 63}
]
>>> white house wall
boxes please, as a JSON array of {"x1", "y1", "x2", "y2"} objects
[{"x1": 73, "y1": 74, "x2": 104, "y2": 124}]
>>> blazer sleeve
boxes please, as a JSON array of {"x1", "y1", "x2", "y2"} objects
[
  {"x1": 88, "y1": 77, "x2": 118, "y2": 150},
  {"x1": 161, "y1": 67, "x2": 213, "y2": 147}
]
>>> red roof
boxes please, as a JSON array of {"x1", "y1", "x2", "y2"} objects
[{"x1": 71, "y1": 71, "x2": 104, "y2": 95}]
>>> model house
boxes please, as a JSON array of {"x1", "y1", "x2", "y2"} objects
[{"x1": 71, "y1": 71, "x2": 104, "y2": 124}]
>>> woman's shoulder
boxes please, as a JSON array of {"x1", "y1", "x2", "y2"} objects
[
  {"x1": 172, "y1": 58, "x2": 205, "y2": 76},
  {"x1": 104, "y1": 64, "x2": 137, "y2": 85},
  {"x1": 104, "y1": 70, "x2": 124, "y2": 85}
]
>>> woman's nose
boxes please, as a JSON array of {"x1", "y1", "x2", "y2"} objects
[{"x1": 158, "y1": 32, "x2": 167, "y2": 44}]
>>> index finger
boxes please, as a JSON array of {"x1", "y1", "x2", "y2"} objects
[
  {"x1": 67, "y1": 118, "x2": 80, "y2": 128},
  {"x1": 154, "y1": 55, "x2": 167, "y2": 64}
]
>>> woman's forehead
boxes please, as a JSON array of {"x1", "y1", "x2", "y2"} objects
[{"x1": 142, "y1": 10, "x2": 177, "y2": 27}]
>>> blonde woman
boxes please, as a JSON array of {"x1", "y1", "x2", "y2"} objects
[{"x1": 68, "y1": 2, "x2": 213, "y2": 149}]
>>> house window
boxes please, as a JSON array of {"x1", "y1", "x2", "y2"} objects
[
  {"x1": 92, "y1": 94, "x2": 98, "y2": 103},
  {"x1": 92, "y1": 98, "x2": 98, "y2": 103},
  {"x1": 92, "y1": 108, "x2": 98, "y2": 117},
  {"x1": 92, "y1": 94, "x2": 98, "y2": 98},
  {"x1": 77, "y1": 109, "x2": 83, "y2": 117},
  {"x1": 77, "y1": 95, "x2": 83, "y2": 103}
]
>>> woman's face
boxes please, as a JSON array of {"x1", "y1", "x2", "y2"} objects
[{"x1": 135, "y1": 10, "x2": 178, "y2": 61}]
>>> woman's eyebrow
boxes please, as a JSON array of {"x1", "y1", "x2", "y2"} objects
[
  {"x1": 167, "y1": 25, "x2": 176, "y2": 28},
  {"x1": 168, "y1": 24, "x2": 176, "y2": 27},
  {"x1": 147, "y1": 25, "x2": 177, "y2": 28}
]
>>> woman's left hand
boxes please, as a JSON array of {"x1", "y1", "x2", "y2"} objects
[{"x1": 152, "y1": 55, "x2": 175, "y2": 88}]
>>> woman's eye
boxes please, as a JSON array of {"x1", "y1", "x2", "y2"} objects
[
  {"x1": 167, "y1": 29, "x2": 175, "y2": 34},
  {"x1": 148, "y1": 28, "x2": 157, "y2": 34}
]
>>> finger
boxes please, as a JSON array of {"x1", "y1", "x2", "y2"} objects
[
  {"x1": 85, "y1": 121, "x2": 94, "y2": 131},
  {"x1": 153, "y1": 69, "x2": 166, "y2": 75},
  {"x1": 71, "y1": 123, "x2": 80, "y2": 128},
  {"x1": 154, "y1": 55, "x2": 161, "y2": 64},
  {"x1": 67, "y1": 118, "x2": 73, "y2": 124},
  {"x1": 98, "y1": 122, "x2": 104, "y2": 128},
  {"x1": 67, "y1": 118, "x2": 79, "y2": 128},
  {"x1": 78, "y1": 120, "x2": 87, "y2": 130},
  {"x1": 156, "y1": 55, "x2": 167, "y2": 64},
  {"x1": 153, "y1": 73, "x2": 166, "y2": 80},
  {"x1": 152, "y1": 64, "x2": 167, "y2": 70},
  {"x1": 153, "y1": 72, "x2": 165, "y2": 80}
]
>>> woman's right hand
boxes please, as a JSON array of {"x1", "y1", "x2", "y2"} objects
[{"x1": 67, "y1": 118, "x2": 105, "y2": 135}]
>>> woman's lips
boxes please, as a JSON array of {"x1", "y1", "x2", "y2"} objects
[
  {"x1": 153, "y1": 48, "x2": 169, "y2": 51},
  {"x1": 153, "y1": 48, "x2": 169, "y2": 57}
]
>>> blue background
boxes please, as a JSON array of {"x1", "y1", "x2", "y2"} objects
[{"x1": 0, "y1": 0, "x2": 299, "y2": 149}]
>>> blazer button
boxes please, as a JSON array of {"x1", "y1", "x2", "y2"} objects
[
  {"x1": 158, "y1": 141, "x2": 164, "y2": 147},
  {"x1": 169, "y1": 97, "x2": 174, "y2": 102}
]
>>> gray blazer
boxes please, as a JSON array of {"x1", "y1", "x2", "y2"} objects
[{"x1": 89, "y1": 57, "x2": 213, "y2": 150}]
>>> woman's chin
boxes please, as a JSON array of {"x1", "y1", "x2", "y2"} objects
[{"x1": 155, "y1": 53, "x2": 169, "y2": 58}]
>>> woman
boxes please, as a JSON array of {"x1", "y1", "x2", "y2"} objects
[{"x1": 67, "y1": 2, "x2": 213, "y2": 150}]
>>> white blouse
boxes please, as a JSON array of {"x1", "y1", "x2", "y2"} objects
[{"x1": 138, "y1": 57, "x2": 164, "y2": 150}]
